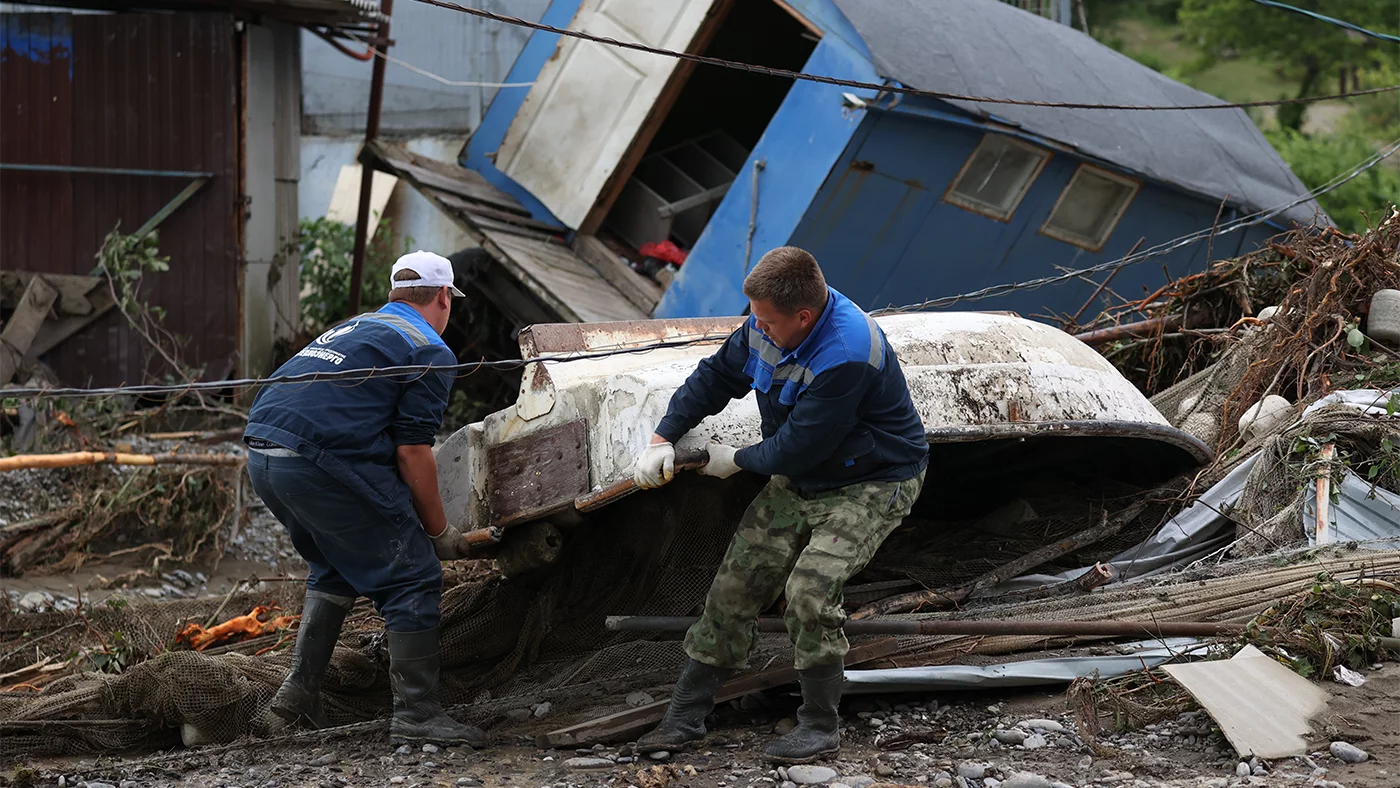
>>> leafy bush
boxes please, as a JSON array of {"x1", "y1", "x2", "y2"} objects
[
  {"x1": 1267, "y1": 118, "x2": 1400, "y2": 235},
  {"x1": 297, "y1": 217, "x2": 408, "y2": 334}
]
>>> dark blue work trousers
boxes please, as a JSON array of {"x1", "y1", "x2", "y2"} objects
[{"x1": 246, "y1": 451, "x2": 442, "y2": 632}]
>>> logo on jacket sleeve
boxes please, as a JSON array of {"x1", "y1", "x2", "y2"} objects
[
  {"x1": 316, "y1": 322, "x2": 358, "y2": 345},
  {"x1": 295, "y1": 321, "x2": 356, "y2": 365}
]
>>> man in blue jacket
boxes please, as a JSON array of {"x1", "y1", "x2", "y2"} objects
[
  {"x1": 243, "y1": 251, "x2": 482, "y2": 746},
  {"x1": 632, "y1": 247, "x2": 928, "y2": 763}
]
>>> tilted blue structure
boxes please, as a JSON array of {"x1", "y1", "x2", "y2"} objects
[{"x1": 460, "y1": 0, "x2": 1323, "y2": 322}]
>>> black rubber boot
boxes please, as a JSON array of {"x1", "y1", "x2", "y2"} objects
[
  {"x1": 764, "y1": 660, "x2": 844, "y2": 763},
  {"x1": 388, "y1": 628, "x2": 486, "y2": 747},
  {"x1": 636, "y1": 658, "x2": 735, "y2": 753},
  {"x1": 271, "y1": 590, "x2": 354, "y2": 729}
]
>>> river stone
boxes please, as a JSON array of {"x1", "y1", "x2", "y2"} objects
[
  {"x1": 1330, "y1": 741, "x2": 1369, "y2": 763},
  {"x1": 787, "y1": 765, "x2": 838, "y2": 784}
]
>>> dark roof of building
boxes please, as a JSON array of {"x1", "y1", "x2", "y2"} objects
[
  {"x1": 833, "y1": 0, "x2": 1325, "y2": 226},
  {"x1": 5, "y1": 0, "x2": 386, "y2": 28}
]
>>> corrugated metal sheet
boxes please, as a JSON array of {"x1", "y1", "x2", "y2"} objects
[{"x1": 1, "y1": 12, "x2": 240, "y2": 386}]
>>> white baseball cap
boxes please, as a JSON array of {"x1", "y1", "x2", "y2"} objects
[{"x1": 390, "y1": 250, "x2": 466, "y2": 297}]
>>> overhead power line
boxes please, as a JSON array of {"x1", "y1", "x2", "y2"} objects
[
  {"x1": 340, "y1": 29, "x2": 536, "y2": 88},
  {"x1": 10, "y1": 137, "x2": 1395, "y2": 400},
  {"x1": 1, "y1": 334, "x2": 730, "y2": 400},
  {"x1": 1251, "y1": 0, "x2": 1400, "y2": 44},
  {"x1": 411, "y1": 0, "x2": 1400, "y2": 111}
]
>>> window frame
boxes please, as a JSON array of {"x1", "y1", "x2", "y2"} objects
[
  {"x1": 1039, "y1": 163, "x2": 1141, "y2": 251},
  {"x1": 941, "y1": 133, "x2": 1052, "y2": 222}
]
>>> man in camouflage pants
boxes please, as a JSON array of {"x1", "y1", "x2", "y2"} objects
[{"x1": 631, "y1": 247, "x2": 928, "y2": 763}]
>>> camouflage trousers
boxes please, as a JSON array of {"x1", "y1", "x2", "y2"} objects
[{"x1": 684, "y1": 471, "x2": 925, "y2": 671}]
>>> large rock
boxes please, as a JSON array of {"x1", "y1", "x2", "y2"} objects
[
  {"x1": 565, "y1": 757, "x2": 614, "y2": 770},
  {"x1": 1330, "y1": 741, "x2": 1369, "y2": 763},
  {"x1": 994, "y1": 729, "x2": 1028, "y2": 745}
]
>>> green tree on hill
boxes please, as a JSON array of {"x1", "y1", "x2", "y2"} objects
[{"x1": 1179, "y1": 0, "x2": 1399, "y2": 130}]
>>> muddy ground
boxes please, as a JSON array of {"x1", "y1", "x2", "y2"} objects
[
  {"x1": 4, "y1": 461, "x2": 1399, "y2": 788},
  {"x1": 8, "y1": 657, "x2": 1398, "y2": 788}
]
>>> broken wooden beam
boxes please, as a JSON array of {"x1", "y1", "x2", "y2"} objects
[
  {"x1": 462, "y1": 526, "x2": 503, "y2": 545},
  {"x1": 1074, "y1": 315, "x2": 1183, "y2": 346},
  {"x1": 537, "y1": 638, "x2": 900, "y2": 748},
  {"x1": 573, "y1": 234, "x2": 663, "y2": 314},
  {"x1": 604, "y1": 615, "x2": 1243, "y2": 639},
  {"x1": 0, "y1": 274, "x2": 59, "y2": 385},
  {"x1": 851, "y1": 502, "x2": 1144, "y2": 619},
  {"x1": 574, "y1": 447, "x2": 708, "y2": 513},
  {"x1": 0, "y1": 451, "x2": 244, "y2": 472}
]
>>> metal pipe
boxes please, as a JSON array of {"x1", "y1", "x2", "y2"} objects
[
  {"x1": 348, "y1": 0, "x2": 394, "y2": 316},
  {"x1": 604, "y1": 615, "x2": 1243, "y2": 638},
  {"x1": 0, "y1": 163, "x2": 213, "y2": 178}
]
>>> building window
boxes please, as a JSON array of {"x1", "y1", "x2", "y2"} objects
[
  {"x1": 1041, "y1": 164, "x2": 1140, "y2": 250},
  {"x1": 943, "y1": 134, "x2": 1050, "y2": 221}
]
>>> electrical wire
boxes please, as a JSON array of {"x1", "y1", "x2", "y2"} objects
[
  {"x1": 411, "y1": 0, "x2": 1400, "y2": 111},
  {"x1": 0, "y1": 333, "x2": 733, "y2": 400},
  {"x1": 1251, "y1": 0, "x2": 1400, "y2": 44},
  {"x1": 873, "y1": 136, "x2": 1400, "y2": 314},
  {"x1": 340, "y1": 29, "x2": 535, "y2": 88},
  {"x1": 7, "y1": 139, "x2": 1395, "y2": 400}
]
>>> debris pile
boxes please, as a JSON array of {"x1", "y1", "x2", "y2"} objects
[{"x1": 4, "y1": 214, "x2": 1400, "y2": 784}]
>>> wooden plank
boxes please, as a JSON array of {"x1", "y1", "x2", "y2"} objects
[
  {"x1": 0, "y1": 272, "x2": 102, "y2": 315},
  {"x1": 538, "y1": 637, "x2": 901, "y2": 747},
  {"x1": 574, "y1": 234, "x2": 663, "y2": 314},
  {"x1": 0, "y1": 275, "x2": 58, "y2": 385},
  {"x1": 432, "y1": 190, "x2": 563, "y2": 234},
  {"x1": 28, "y1": 283, "x2": 116, "y2": 358},
  {"x1": 1162, "y1": 645, "x2": 1331, "y2": 759},
  {"x1": 487, "y1": 420, "x2": 590, "y2": 527},
  {"x1": 485, "y1": 230, "x2": 646, "y2": 323},
  {"x1": 366, "y1": 139, "x2": 526, "y2": 216}
]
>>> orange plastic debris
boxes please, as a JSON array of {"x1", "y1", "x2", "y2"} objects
[{"x1": 175, "y1": 606, "x2": 300, "y2": 651}]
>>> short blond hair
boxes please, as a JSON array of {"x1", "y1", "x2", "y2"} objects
[
  {"x1": 388, "y1": 268, "x2": 441, "y2": 306},
  {"x1": 743, "y1": 247, "x2": 827, "y2": 313}
]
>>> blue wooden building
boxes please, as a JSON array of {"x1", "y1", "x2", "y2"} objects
[{"x1": 429, "y1": 0, "x2": 1323, "y2": 324}]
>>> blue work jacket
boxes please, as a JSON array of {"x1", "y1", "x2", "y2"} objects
[
  {"x1": 244, "y1": 302, "x2": 456, "y2": 523},
  {"x1": 657, "y1": 288, "x2": 928, "y2": 493}
]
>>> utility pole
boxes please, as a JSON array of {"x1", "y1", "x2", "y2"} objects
[{"x1": 347, "y1": 0, "x2": 394, "y2": 316}]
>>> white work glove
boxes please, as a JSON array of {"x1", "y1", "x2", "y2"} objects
[
  {"x1": 633, "y1": 440, "x2": 676, "y2": 489},
  {"x1": 429, "y1": 523, "x2": 470, "y2": 561},
  {"x1": 696, "y1": 441, "x2": 742, "y2": 479}
]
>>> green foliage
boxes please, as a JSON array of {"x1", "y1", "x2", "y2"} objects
[
  {"x1": 93, "y1": 224, "x2": 199, "y2": 380},
  {"x1": 95, "y1": 226, "x2": 170, "y2": 317},
  {"x1": 1266, "y1": 120, "x2": 1400, "y2": 234},
  {"x1": 1250, "y1": 574, "x2": 1400, "y2": 678},
  {"x1": 1081, "y1": 0, "x2": 1182, "y2": 34},
  {"x1": 1179, "y1": 0, "x2": 1399, "y2": 129},
  {"x1": 296, "y1": 217, "x2": 407, "y2": 334},
  {"x1": 85, "y1": 630, "x2": 136, "y2": 674}
]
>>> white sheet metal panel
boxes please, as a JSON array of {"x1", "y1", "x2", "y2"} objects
[
  {"x1": 1163, "y1": 645, "x2": 1331, "y2": 759},
  {"x1": 495, "y1": 0, "x2": 719, "y2": 228}
]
